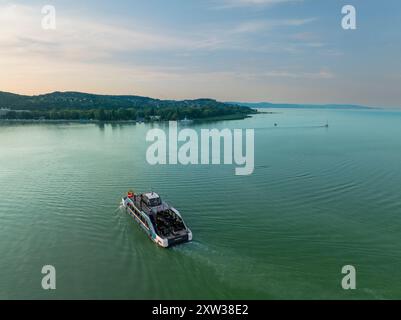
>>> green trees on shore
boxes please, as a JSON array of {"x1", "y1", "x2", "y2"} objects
[
  {"x1": 0, "y1": 91, "x2": 255, "y2": 122},
  {"x1": 1, "y1": 105, "x2": 254, "y2": 122}
]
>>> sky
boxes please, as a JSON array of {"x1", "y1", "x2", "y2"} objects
[{"x1": 0, "y1": 0, "x2": 400, "y2": 107}]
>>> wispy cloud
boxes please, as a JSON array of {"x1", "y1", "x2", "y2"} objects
[
  {"x1": 262, "y1": 69, "x2": 334, "y2": 79},
  {"x1": 232, "y1": 18, "x2": 316, "y2": 33},
  {"x1": 0, "y1": 3, "x2": 202, "y2": 62},
  {"x1": 0, "y1": 2, "x2": 319, "y2": 61}
]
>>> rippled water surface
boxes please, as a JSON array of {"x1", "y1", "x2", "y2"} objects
[{"x1": 1, "y1": 109, "x2": 401, "y2": 299}]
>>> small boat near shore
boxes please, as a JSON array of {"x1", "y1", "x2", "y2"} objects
[
  {"x1": 122, "y1": 191, "x2": 192, "y2": 248},
  {"x1": 180, "y1": 117, "x2": 194, "y2": 124}
]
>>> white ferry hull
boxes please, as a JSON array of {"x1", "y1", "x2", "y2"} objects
[{"x1": 122, "y1": 195, "x2": 191, "y2": 248}]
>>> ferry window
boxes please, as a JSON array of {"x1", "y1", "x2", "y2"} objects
[{"x1": 149, "y1": 198, "x2": 161, "y2": 207}]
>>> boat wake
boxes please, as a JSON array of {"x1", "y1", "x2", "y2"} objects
[{"x1": 114, "y1": 205, "x2": 124, "y2": 213}]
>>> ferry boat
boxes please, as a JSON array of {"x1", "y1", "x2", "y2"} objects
[{"x1": 122, "y1": 191, "x2": 192, "y2": 248}]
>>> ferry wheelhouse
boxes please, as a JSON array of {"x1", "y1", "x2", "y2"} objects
[{"x1": 122, "y1": 191, "x2": 192, "y2": 248}]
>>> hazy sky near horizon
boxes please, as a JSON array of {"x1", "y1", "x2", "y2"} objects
[{"x1": 0, "y1": 0, "x2": 400, "y2": 107}]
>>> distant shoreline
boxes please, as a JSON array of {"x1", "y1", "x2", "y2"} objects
[
  {"x1": 229, "y1": 101, "x2": 376, "y2": 110},
  {"x1": 0, "y1": 113, "x2": 252, "y2": 125}
]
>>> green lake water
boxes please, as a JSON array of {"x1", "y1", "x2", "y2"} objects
[{"x1": 1, "y1": 108, "x2": 401, "y2": 299}]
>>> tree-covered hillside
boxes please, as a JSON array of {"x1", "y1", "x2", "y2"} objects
[{"x1": 0, "y1": 91, "x2": 256, "y2": 121}]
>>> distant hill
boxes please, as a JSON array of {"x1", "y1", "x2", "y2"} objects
[
  {"x1": 0, "y1": 91, "x2": 255, "y2": 121},
  {"x1": 0, "y1": 91, "x2": 237, "y2": 110},
  {"x1": 228, "y1": 102, "x2": 373, "y2": 110}
]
